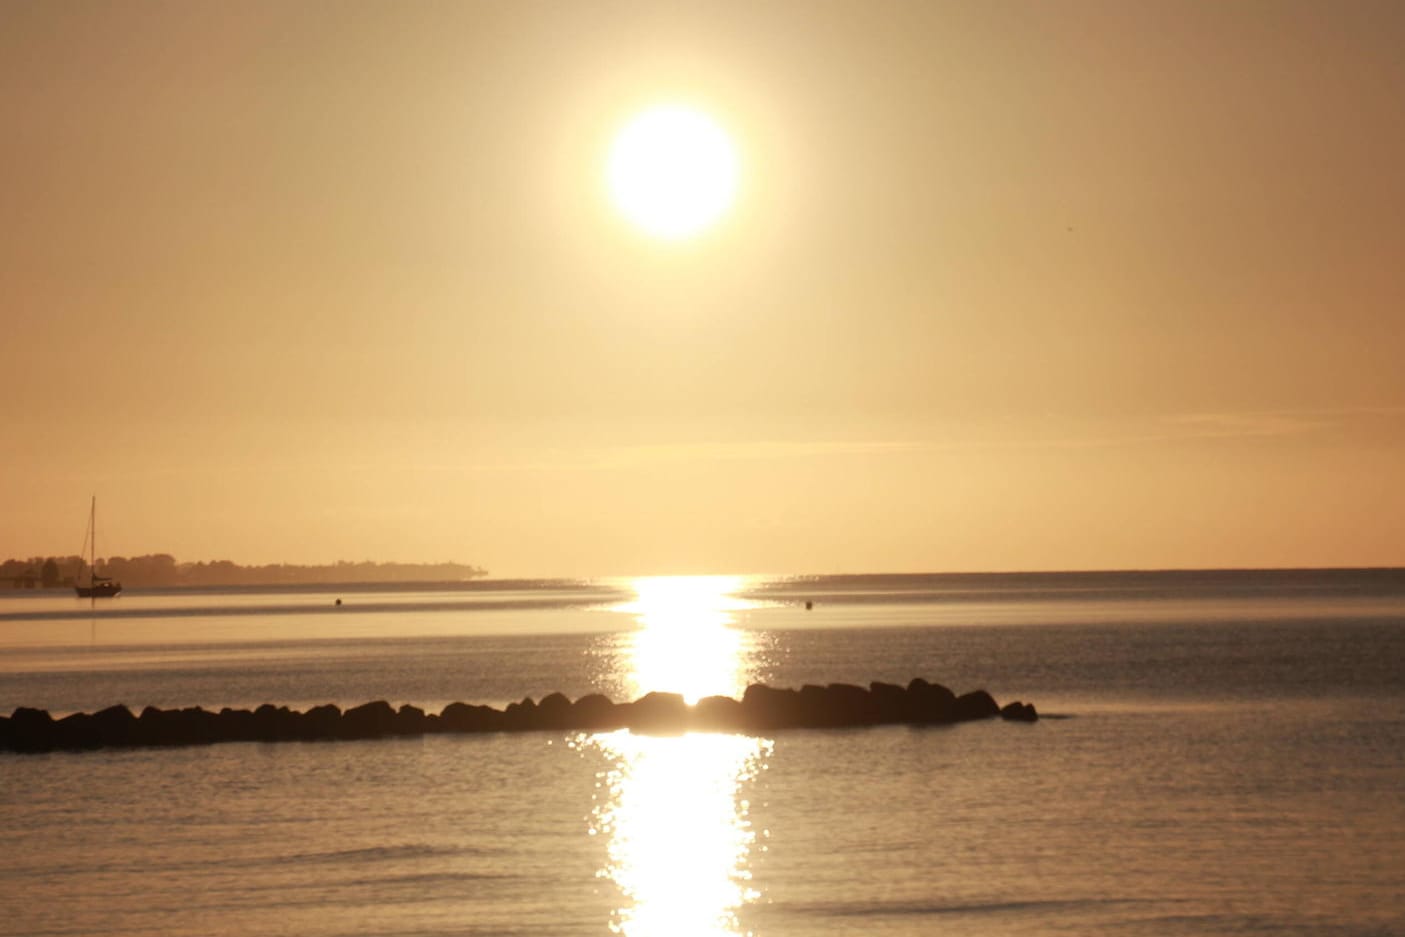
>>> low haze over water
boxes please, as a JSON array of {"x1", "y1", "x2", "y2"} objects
[{"x1": 3, "y1": 570, "x2": 1403, "y2": 936}]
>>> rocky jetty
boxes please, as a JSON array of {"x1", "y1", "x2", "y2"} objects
[{"x1": 0, "y1": 679, "x2": 1037, "y2": 754}]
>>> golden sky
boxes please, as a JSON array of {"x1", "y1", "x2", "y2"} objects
[{"x1": 3, "y1": 1, "x2": 1403, "y2": 576}]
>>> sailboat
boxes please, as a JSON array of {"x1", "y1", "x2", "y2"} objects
[{"x1": 75, "y1": 496, "x2": 122, "y2": 599}]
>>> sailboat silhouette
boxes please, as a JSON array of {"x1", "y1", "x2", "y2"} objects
[{"x1": 75, "y1": 496, "x2": 122, "y2": 599}]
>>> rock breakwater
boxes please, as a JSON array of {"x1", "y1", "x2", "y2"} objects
[{"x1": 1, "y1": 679, "x2": 1037, "y2": 753}]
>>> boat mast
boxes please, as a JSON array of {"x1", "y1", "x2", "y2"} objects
[{"x1": 89, "y1": 495, "x2": 96, "y2": 587}]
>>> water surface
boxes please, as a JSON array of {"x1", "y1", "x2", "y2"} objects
[{"x1": 3, "y1": 570, "x2": 1403, "y2": 936}]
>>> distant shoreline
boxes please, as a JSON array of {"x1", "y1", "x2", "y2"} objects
[{"x1": 0, "y1": 555, "x2": 488, "y2": 591}]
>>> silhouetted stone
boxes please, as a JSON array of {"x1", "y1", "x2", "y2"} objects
[
  {"x1": 625, "y1": 691, "x2": 688, "y2": 735},
  {"x1": 439, "y1": 701, "x2": 501, "y2": 733},
  {"x1": 87, "y1": 704, "x2": 137, "y2": 747},
  {"x1": 137, "y1": 705, "x2": 166, "y2": 743},
  {"x1": 953, "y1": 689, "x2": 999, "y2": 721},
  {"x1": 251, "y1": 703, "x2": 299, "y2": 741},
  {"x1": 907, "y1": 678, "x2": 958, "y2": 723},
  {"x1": 342, "y1": 700, "x2": 396, "y2": 739},
  {"x1": 9, "y1": 707, "x2": 54, "y2": 752},
  {"x1": 569, "y1": 694, "x2": 620, "y2": 730},
  {"x1": 740, "y1": 683, "x2": 803, "y2": 730},
  {"x1": 242, "y1": 707, "x2": 281, "y2": 739},
  {"x1": 56, "y1": 711, "x2": 100, "y2": 749},
  {"x1": 302, "y1": 704, "x2": 342, "y2": 739},
  {"x1": 138, "y1": 706, "x2": 220, "y2": 746},
  {"x1": 185, "y1": 706, "x2": 221, "y2": 745},
  {"x1": 1000, "y1": 700, "x2": 1039, "y2": 722},
  {"x1": 217, "y1": 707, "x2": 257, "y2": 741},
  {"x1": 502, "y1": 696, "x2": 539, "y2": 731},
  {"x1": 869, "y1": 682, "x2": 907, "y2": 722},
  {"x1": 693, "y1": 694, "x2": 744, "y2": 731},
  {"x1": 395, "y1": 704, "x2": 426, "y2": 733},
  {"x1": 827, "y1": 683, "x2": 878, "y2": 726},
  {"x1": 395, "y1": 704, "x2": 428, "y2": 736},
  {"x1": 794, "y1": 683, "x2": 876, "y2": 727},
  {"x1": 58, "y1": 702, "x2": 136, "y2": 747},
  {"x1": 536, "y1": 692, "x2": 572, "y2": 730},
  {"x1": 797, "y1": 684, "x2": 834, "y2": 726}
]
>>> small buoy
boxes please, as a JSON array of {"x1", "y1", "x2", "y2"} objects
[
  {"x1": 335, "y1": 598, "x2": 342, "y2": 606},
  {"x1": 805, "y1": 601, "x2": 813, "y2": 610}
]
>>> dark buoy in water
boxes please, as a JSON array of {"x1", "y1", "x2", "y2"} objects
[
  {"x1": 805, "y1": 601, "x2": 813, "y2": 610},
  {"x1": 335, "y1": 598, "x2": 342, "y2": 607}
]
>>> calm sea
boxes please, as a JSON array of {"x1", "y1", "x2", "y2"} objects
[{"x1": 2, "y1": 570, "x2": 1403, "y2": 936}]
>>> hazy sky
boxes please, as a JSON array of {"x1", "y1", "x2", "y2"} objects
[{"x1": 4, "y1": 0, "x2": 1403, "y2": 577}]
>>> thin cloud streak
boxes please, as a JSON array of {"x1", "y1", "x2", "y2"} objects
[{"x1": 349, "y1": 407, "x2": 1405, "y2": 476}]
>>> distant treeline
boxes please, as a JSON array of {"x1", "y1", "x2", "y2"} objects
[{"x1": 0, "y1": 554, "x2": 487, "y2": 589}]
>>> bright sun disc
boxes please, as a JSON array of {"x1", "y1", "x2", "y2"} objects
[{"x1": 607, "y1": 105, "x2": 739, "y2": 240}]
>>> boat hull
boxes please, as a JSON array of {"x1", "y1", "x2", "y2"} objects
[{"x1": 75, "y1": 583, "x2": 122, "y2": 598}]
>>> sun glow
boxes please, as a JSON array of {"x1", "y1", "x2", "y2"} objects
[
  {"x1": 606, "y1": 105, "x2": 739, "y2": 240},
  {"x1": 614, "y1": 575, "x2": 754, "y2": 703}
]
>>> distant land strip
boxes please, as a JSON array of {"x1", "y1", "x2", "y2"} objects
[
  {"x1": 0, "y1": 554, "x2": 487, "y2": 589},
  {"x1": 1, "y1": 679, "x2": 1038, "y2": 754}
]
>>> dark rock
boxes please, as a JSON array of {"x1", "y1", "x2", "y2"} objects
[
  {"x1": 569, "y1": 694, "x2": 620, "y2": 730},
  {"x1": 9, "y1": 707, "x2": 54, "y2": 752},
  {"x1": 794, "y1": 683, "x2": 876, "y2": 727},
  {"x1": 63, "y1": 704, "x2": 130, "y2": 748},
  {"x1": 138, "y1": 706, "x2": 219, "y2": 746},
  {"x1": 252, "y1": 703, "x2": 297, "y2": 741},
  {"x1": 826, "y1": 683, "x2": 878, "y2": 726},
  {"x1": 907, "y1": 678, "x2": 958, "y2": 723},
  {"x1": 438, "y1": 701, "x2": 501, "y2": 733},
  {"x1": 302, "y1": 704, "x2": 342, "y2": 739},
  {"x1": 692, "y1": 694, "x2": 744, "y2": 731},
  {"x1": 1000, "y1": 700, "x2": 1039, "y2": 722},
  {"x1": 953, "y1": 689, "x2": 1000, "y2": 722},
  {"x1": 180, "y1": 707, "x2": 220, "y2": 745},
  {"x1": 536, "y1": 692, "x2": 572, "y2": 730},
  {"x1": 740, "y1": 684, "x2": 802, "y2": 730},
  {"x1": 502, "y1": 696, "x2": 539, "y2": 731},
  {"x1": 135, "y1": 706, "x2": 163, "y2": 745},
  {"x1": 869, "y1": 682, "x2": 907, "y2": 722},
  {"x1": 624, "y1": 691, "x2": 688, "y2": 735},
  {"x1": 217, "y1": 707, "x2": 257, "y2": 742},
  {"x1": 56, "y1": 711, "x2": 99, "y2": 749},
  {"x1": 342, "y1": 700, "x2": 396, "y2": 739},
  {"x1": 395, "y1": 704, "x2": 428, "y2": 736},
  {"x1": 247, "y1": 706, "x2": 284, "y2": 739},
  {"x1": 92, "y1": 704, "x2": 138, "y2": 743},
  {"x1": 797, "y1": 684, "x2": 833, "y2": 725}
]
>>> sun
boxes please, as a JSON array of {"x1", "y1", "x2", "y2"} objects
[{"x1": 606, "y1": 104, "x2": 739, "y2": 240}]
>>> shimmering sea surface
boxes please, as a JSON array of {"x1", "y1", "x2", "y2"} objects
[{"x1": 3, "y1": 570, "x2": 1404, "y2": 936}]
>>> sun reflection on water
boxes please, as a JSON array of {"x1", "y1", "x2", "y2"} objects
[
  {"x1": 581, "y1": 575, "x2": 772, "y2": 936},
  {"x1": 588, "y1": 731, "x2": 771, "y2": 937}
]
